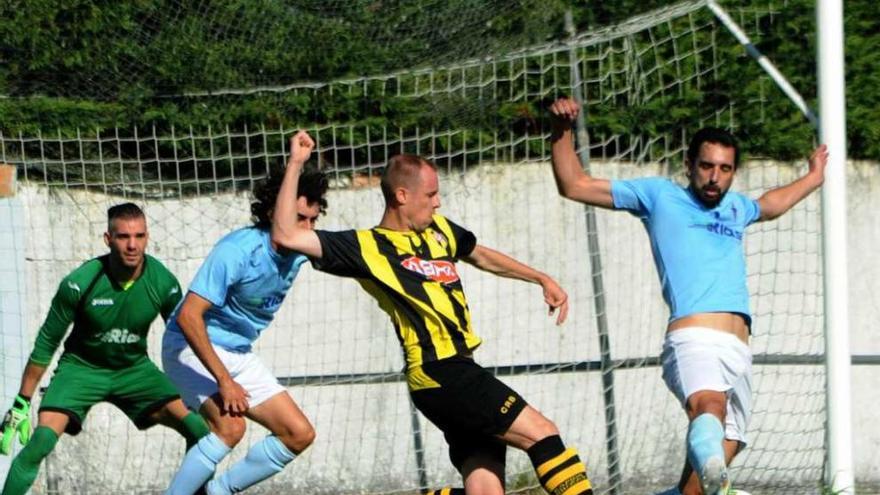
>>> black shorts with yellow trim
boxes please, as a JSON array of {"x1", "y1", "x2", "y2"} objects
[{"x1": 409, "y1": 356, "x2": 527, "y2": 470}]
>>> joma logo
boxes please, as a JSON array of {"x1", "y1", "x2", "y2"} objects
[{"x1": 91, "y1": 298, "x2": 114, "y2": 306}]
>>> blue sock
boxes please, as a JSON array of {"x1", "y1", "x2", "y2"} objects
[
  {"x1": 165, "y1": 433, "x2": 231, "y2": 495},
  {"x1": 207, "y1": 436, "x2": 295, "y2": 495},
  {"x1": 687, "y1": 413, "x2": 725, "y2": 476}
]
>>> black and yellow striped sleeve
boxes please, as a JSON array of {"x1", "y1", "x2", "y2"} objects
[{"x1": 312, "y1": 229, "x2": 371, "y2": 278}]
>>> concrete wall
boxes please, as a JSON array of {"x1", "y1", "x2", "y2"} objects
[
  {"x1": 1, "y1": 159, "x2": 877, "y2": 494},
  {"x1": 0, "y1": 190, "x2": 27, "y2": 483}
]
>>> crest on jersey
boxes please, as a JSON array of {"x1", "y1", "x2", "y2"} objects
[
  {"x1": 401, "y1": 256, "x2": 459, "y2": 284},
  {"x1": 432, "y1": 230, "x2": 448, "y2": 247}
]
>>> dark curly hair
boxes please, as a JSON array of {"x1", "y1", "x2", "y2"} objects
[
  {"x1": 250, "y1": 164, "x2": 329, "y2": 229},
  {"x1": 687, "y1": 127, "x2": 740, "y2": 169}
]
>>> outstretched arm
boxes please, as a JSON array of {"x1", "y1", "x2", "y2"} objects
[
  {"x1": 549, "y1": 97, "x2": 615, "y2": 208},
  {"x1": 462, "y1": 244, "x2": 569, "y2": 325},
  {"x1": 271, "y1": 131, "x2": 324, "y2": 258},
  {"x1": 757, "y1": 144, "x2": 828, "y2": 221},
  {"x1": 176, "y1": 292, "x2": 249, "y2": 415}
]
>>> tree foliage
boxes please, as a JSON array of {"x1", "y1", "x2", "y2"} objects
[{"x1": 0, "y1": 0, "x2": 877, "y2": 162}]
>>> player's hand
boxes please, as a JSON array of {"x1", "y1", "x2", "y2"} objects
[
  {"x1": 217, "y1": 378, "x2": 250, "y2": 416},
  {"x1": 1, "y1": 395, "x2": 32, "y2": 455},
  {"x1": 808, "y1": 144, "x2": 828, "y2": 186},
  {"x1": 540, "y1": 277, "x2": 569, "y2": 325},
  {"x1": 288, "y1": 130, "x2": 316, "y2": 169},
  {"x1": 548, "y1": 97, "x2": 580, "y2": 126}
]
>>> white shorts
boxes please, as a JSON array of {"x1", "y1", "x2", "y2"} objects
[
  {"x1": 161, "y1": 331, "x2": 286, "y2": 411},
  {"x1": 661, "y1": 327, "x2": 753, "y2": 446}
]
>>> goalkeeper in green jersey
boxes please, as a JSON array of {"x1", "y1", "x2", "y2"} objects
[{"x1": 1, "y1": 203, "x2": 211, "y2": 495}]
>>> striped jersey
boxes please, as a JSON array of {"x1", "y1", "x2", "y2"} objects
[{"x1": 313, "y1": 214, "x2": 479, "y2": 370}]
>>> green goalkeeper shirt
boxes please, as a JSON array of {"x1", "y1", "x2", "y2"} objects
[{"x1": 29, "y1": 254, "x2": 182, "y2": 369}]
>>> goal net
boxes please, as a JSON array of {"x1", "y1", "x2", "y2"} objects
[{"x1": 0, "y1": 1, "x2": 826, "y2": 493}]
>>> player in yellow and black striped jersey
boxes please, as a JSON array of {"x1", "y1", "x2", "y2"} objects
[
  {"x1": 312, "y1": 213, "x2": 480, "y2": 373},
  {"x1": 271, "y1": 133, "x2": 594, "y2": 495}
]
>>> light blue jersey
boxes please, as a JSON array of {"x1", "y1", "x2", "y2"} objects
[
  {"x1": 167, "y1": 227, "x2": 308, "y2": 351},
  {"x1": 611, "y1": 177, "x2": 761, "y2": 325}
]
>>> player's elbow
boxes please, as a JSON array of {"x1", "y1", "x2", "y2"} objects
[
  {"x1": 759, "y1": 210, "x2": 782, "y2": 222},
  {"x1": 270, "y1": 227, "x2": 297, "y2": 251},
  {"x1": 554, "y1": 179, "x2": 572, "y2": 199},
  {"x1": 175, "y1": 311, "x2": 193, "y2": 336},
  {"x1": 176, "y1": 304, "x2": 203, "y2": 337},
  {"x1": 757, "y1": 199, "x2": 787, "y2": 222},
  {"x1": 555, "y1": 176, "x2": 584, "y2": 201}
]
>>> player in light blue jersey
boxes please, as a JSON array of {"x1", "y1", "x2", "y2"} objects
[
  {"x1": 548, "y1": 98, "x2": 828, "y2": 495},
  {"x1": 163, "y1": 132, "x2": 325, "y2": 495}
]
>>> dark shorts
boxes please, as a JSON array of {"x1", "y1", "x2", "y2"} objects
[
  {"x1": 409, "y1": 356, "x2": 527, "y2": 470},
  {"x1": 39, "y1": 355, "x2": 180, "y2": 435}
]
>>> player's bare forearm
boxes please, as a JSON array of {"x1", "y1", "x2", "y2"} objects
[
  {"x1": 270, "y1": 131, "x2": 323, "y2": 257},
  {"x1": 463, "y1": 245, "x2": 545, "y2": 283},
  {"x1": 757, "y1": 175, "x2": 821, "y2": 220},
  {"x1": 176, "y1": 294, "x2": 234, "y2": 385},
  {"x1": 548, "y1": 98, "x2": 615, "y2": 208},
  {"x1": 178, "y1": 293, "x2": 250, "y2": 414},
  {"x1": 464, "y1": 244, "x2": 570, "y2": 324},
  {"x1": 271, "y1": 142, "x2": 307, "y2": 244},
  {"x1": 17, "y1": 361, "x2": 47, "y2": 399},
  {"x1": 758, "y1": 144, "x2": 827, "y2": 221}
]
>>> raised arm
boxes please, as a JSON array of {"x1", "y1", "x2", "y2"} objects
[
  {"x1": 549, "y1": 97, "x2": 615, "y2": 208},
  {"x1": 462, "y1": 244, "x2": 569, "y2": 325},
  {"x1": 271, "y1": 131, "x2": 324, "y2": 258},
  {"x1": 757, "y1": 144, "x2": 828, "y2": 221},
  {"x1": 175, "y1": 292, "x2": 249, "y2": 414}
]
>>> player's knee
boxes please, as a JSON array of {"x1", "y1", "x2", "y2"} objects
[
  {"x1": 462, "y1": 459, "x2": 505, "y2": 495},
  {"x1": 687, "y1": 390, "x2": 727, "y2": 420},
  {"x1": 278, "y1": 421, "x2": 315, "y2": 454},
  {"x1": 211, "y1": 417, "x2": 246, "y2": 447},
  {"x1": 532, "y1": 413, "x2": 560, "y2": 440},
  {"x1": 508, "y1": 406, "x2": 560, "y2": 448},
  {"x1": 463, "y1": 474, "x2": 505, "y2": 495}
]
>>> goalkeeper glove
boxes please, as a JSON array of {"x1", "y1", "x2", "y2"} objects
[{"x1": 1, "y1": 395, "x2": 32, "y2": 455}]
